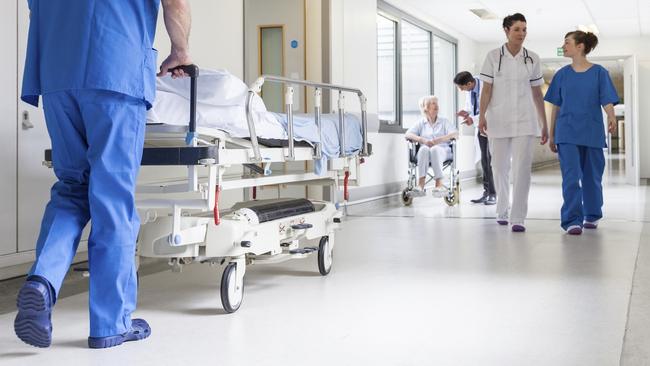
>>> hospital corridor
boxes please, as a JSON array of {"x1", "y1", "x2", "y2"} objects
[{"x1": 1, "y1": 0, "x2": 650, "y2": 365}]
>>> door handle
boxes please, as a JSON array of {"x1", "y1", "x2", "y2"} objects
[{"x1": 21, "y1": 111, "x2": 34, "y2": 130}]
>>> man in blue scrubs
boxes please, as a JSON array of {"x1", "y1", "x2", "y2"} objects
[{"x1": 15, "y1": 0, "x2": 192, "y2": 349}]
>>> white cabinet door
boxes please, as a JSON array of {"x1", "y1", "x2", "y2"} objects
[
  {"x1": 17, "y1": 0, "x2": 57, "y2": 252},
  {"x1": 0, "y1": 0, "x2": 17, "y2": 256}
]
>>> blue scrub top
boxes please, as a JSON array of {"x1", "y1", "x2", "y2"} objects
[
  {"x1": 22, "y1": 0, "x2": 161, "y2": 109},
  {"x1": 544, "y1": 64, "x2": 619, "y2": 148}
]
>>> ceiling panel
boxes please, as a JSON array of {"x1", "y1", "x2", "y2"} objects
[
  {"x1": 597, "y1": 19, "x2": 642, "y2": 38},
  {"x1": 640, "y1": 1, "x2": 650, "y2": 36},
  {"x1": 584, "y1": 0, "x2": 638, "y2": 19},
  {"x1": 390, "y1": 0, "x2": 647, "y2": 41}
]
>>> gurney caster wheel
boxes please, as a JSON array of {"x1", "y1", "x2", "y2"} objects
[
  {"x1": 401, "y1": 188, "x2": 413, "y2": 206},
  {"x1": 318, "y1": 236, "x2": 333, "y2": 276},
  {"x1": 221, "y1": 262, "x2": 244, "y2": 313}
]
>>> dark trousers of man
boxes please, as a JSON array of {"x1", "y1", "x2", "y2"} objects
[{"x1": 479, "y1": 131, "x2": 496, "y2": 197}]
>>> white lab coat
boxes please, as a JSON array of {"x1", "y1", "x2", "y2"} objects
[
  {"x1": 459, "y1": 77, "x2": 483, "y2": 164},
  {"x1": 478, "y1": 45, "x2": 544, "y2": 225},
  {"x1": 479, "y1": 45, "x2": 544, "y2": 138}
]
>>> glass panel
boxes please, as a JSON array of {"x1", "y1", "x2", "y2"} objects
[
  {"x1": 261, "y1": 27, "x2": 284, "y2": 113},
  {"x1": 433, "y1": 36, "x2": 456, "y2": 126},
  {"x1": 377, "y1": 15, "x2": 397, "y2": 124},
  {"x1": 401, "y1": 21, "x2": 431, "y2": 129}
]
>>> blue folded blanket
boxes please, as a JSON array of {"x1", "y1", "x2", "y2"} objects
[{"x1": 270, "y1": 112, "x2": 363, "y2": 175}]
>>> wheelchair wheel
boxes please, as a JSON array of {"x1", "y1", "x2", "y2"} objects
[
  {"x1": 444, "y1": 182, "x2": 460, "y2": 206},
  {"x1": 401, "y1": 188, "x2": 414, "y2": 206}
]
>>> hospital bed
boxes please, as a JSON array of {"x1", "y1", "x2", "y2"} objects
[{"x1": 128, "y1": 65, "x2": 370, "y2": 312}]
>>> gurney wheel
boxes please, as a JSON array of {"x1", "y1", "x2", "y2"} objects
[
  {"x1": 318, "y1": 236, "x2": 333, "y2": 276},
  {"x1": 401, "y1": 188, "x2": 413, "y2": 206},
  {"x1": 221, "y1": 262, "x2": 244, "y2": 313}
]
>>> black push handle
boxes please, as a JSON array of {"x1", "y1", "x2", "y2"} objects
[
  {"x1": 168, "y1": 64, "x2": 199, "y2": 135},
  {"x1": 168, "y1": 64, "x2": 199, "y2": 78}
]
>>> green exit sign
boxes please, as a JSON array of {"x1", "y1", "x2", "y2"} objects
[{"x1": 557, "y1": 47, "x2": 564, "y2": 56}]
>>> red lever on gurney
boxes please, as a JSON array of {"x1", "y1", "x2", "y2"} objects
[
  {"x1": 214, "y1": 185, "x2": 221, "y2": 225},
  {"x1": 343, "y1": 171, "x2": 350, "y2": 201}
]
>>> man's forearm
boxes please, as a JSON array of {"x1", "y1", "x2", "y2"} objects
[{"x1": 162, "y1": 0, "x2": 191, "y2": 55}]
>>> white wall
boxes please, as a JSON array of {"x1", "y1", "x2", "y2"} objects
[
  {"x1": 153, "y1": 1, "x2": 244, "y2": 77},
  {"x1": 640, "y1": 60, "x2": 650, "y2": 179},
  {"x1": 329, "y1": 0, "x2": 481, "y2": 199},
  {"x1": 244, "y1": 0, "x2": 306, "y2": 111},
  {"x1": 0, "y1": 1, "x2": 17, "y2": 256}
]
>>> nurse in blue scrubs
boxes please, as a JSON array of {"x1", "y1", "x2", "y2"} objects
[
  {"x1": 544, "y1": 31, "x2": 619, "y2": 235},
  {"x1": 15, "y1": 0, "x2": 192, "y2": 349}
]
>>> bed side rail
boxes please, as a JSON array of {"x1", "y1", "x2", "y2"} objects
[{"x1": 247, "y1": 76, "x2": 369, "y2": 163}]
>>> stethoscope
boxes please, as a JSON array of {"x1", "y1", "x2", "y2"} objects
[{"x1": 497, "y1": 45, "x2": 534, "y2": 73}]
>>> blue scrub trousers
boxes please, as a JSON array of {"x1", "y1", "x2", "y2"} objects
[
  {"x1": 29, "y1": 89, "x2": 146, "y2": 337},
  {"x1": 557, "y1": 143, "x2": 605, "y2": 230}
]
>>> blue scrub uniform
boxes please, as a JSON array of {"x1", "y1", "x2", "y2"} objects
[
  {"x1": 22, "y1": 0, "x2": 160, "y2": 338},
  {"x1": 544, "y1": 64, "x2": 619, "y2": 229}
]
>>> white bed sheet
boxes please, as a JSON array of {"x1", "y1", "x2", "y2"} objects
[{"x1": 147, "y1": 68, "x2": 287, "y2": 140}]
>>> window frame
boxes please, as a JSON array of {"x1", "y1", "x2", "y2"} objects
[{"x1": 377, "y1": 1, "x2": 458, "y2": 133}]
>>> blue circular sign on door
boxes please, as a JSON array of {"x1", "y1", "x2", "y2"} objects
[{"x1": 290, "y1": 40, "x2": 299, "y2": 49}]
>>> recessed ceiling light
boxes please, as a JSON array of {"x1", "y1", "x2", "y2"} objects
[{"x1": 469, "y1": 8, "x2": 499, "y2": 20}]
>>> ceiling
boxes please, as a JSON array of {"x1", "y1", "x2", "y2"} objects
[{"x1": 393, "y1": 0, "x2": 650, "y2": 42}]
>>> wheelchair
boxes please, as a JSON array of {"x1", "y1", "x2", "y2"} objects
[{"x1": 401, "y1": 139, "x2": 460, "y2": 207}]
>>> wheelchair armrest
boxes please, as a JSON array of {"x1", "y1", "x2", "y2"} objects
[{"x1": 406, "y1": 139, "x2": 420, "y2": 163}]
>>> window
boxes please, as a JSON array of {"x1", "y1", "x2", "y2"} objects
[
  {"x1": 377, "y1": 15, "x2": 397, "y2": 124},
  {"x1": 433, "y1": 36, "x2": 456, "y2": 128},
  {"x1": 401, "y1": 21, "x2": 431, "y2": 130},
  {"x1": 377, "y1": 2, "x2": 457, "y2": 133}
]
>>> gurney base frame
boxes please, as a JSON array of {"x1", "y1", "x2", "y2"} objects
[{"x1": 137, "y1": 199, "x2": 339, "y2": 313}]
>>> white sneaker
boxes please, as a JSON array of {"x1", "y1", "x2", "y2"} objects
[
  {"x1": 409, "y1": 188, "x2": 426, "y2": 197},
  {"x1": 566, "y1": 225, "x2": 583, "y2": 235},
  {"x1": 432, "y1": 187, "x2": 446, "y2": 198}
]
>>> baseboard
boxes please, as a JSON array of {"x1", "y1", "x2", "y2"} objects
[
  {"x1": 345, "y1": 168, "x2": 479, "y2": 204},
  {"x1": 0, "y1": 243, "x2": 89, "y2": 281}
]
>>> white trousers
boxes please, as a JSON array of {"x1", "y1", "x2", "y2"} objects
[
  {"x1": 417, "y1": 145, "x2": 451, "y2": 180},
  {"x1": 489, "y1": 135, "x2": 535, "y2": 225}
]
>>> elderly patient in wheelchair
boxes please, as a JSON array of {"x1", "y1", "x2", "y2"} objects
[{"x1": 404, "y1": 96, "x2": 458, "y2": 198}]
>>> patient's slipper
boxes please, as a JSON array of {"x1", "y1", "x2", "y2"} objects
[
  {"x1": 14, "y1": 279, "x2": 54, "y2": 348},
  {"x1": 88, "y1": 318, "x2": 151, "y2": 349}
]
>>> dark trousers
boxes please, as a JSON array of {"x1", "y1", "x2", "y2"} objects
[{"x1": 478, "y1": 131, "x2": 496, "y2": 196}]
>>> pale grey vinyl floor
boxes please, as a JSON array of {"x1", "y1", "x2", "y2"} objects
[{"x1": 1, "y1": 158, "x2": 649, "y2": 366}]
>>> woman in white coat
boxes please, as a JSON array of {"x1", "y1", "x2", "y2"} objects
[{"x1": 478, "y1": 13, "x2": 549, "y2": 232}]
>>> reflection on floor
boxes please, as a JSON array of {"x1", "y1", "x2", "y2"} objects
[{"x1": 0, "y1": 157, "x2": 647, "y2": 366}]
